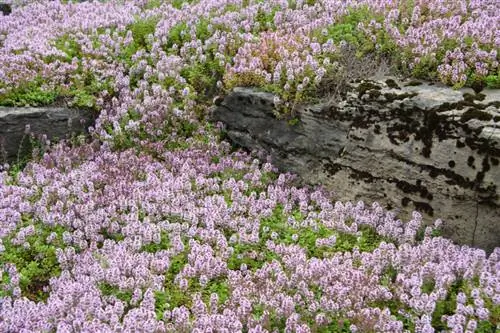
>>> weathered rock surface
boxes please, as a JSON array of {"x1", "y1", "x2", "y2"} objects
[
  {"x1": 212, "y1": 78, "x2": 500, "y2": 253},
  {"x1": 0, "y1": 106, "x2": 95, "y2": 163}
]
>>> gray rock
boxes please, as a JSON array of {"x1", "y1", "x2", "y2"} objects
[
  {"x1": 0, "y1": 106, "x2": 95, "y2": 164},
  {"x1": 212, "y1": 78, "x2": 500, "y2": 253}
]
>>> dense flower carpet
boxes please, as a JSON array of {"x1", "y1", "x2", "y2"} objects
[{"x1": 0, "y1": 1, "x2": 498, "y2": 332}]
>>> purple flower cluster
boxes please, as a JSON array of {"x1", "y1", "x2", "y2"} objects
[{"x1": 0, "y1": 138, "x2": 498, "y2": 331}]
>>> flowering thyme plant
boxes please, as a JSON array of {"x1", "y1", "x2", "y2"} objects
[{"x1": 0, "y1": 1, "x2": 498, "y2": 332}]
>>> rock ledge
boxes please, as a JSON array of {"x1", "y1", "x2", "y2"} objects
[{"x1": 212, "y1": 77, "x2": 500, "y2": 252}]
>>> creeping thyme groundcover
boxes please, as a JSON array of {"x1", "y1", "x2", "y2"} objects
[{"x1": 0, "y1": 0, "x2": 499, "y2": 332}]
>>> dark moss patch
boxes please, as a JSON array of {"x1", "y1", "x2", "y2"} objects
[
  {"x1": 323, "y1": 161, "x2": 342, "y2": 176},
  {"x1": 460, "y1": 109, "x2": 493, "y2": 122},
  {"x1": 481, "y1": 156, "x2": 491, "y2": 173},
  {"x1": 374, "y1": 124, "x2": 381, "y2": 134},
  {"x1": 413, "y1": 201, "x2": 434, "y2": 216},
  {"x1": 475, "y1": 93, "x2": 486, "y2": 101},
  {"x1": 357, "y1": 81, "x2": 382, "y2": 98},
  {"x1": 488, "y1": 100, "x2": 500, "y2": 108},
  {"x1": 464, "y1": 136, "x2": 500, "y2": 156},
  {"x1": 422, "y1": 146, "x2": 432, "y2": 158},
  {"x1": 383, "y1": 92, "x2": 418, "y2": 103},
  {"x1": 491, "y1": 157, "x2": 499, "y2": 166},
  {"x1": 414, "y1": 110, "x2": 447, "y2": 158},
  {"x1": 349, "y1": 169, "x2": 375, "y2": 183},
  {"x1": 368, "y1": 89, "x2": 382, "y2": 99},
  {"x1": 494, "y1": 116, "x2": 500, "y2": 122},
  {"x1": 467, "y1": 156, "x2": 475, "y2": 168},
  {"x1": 475, "y1": 171, "x2": 485, "y2": 182},
  {"x1": 401, "y1": 197, "x2": 411, "y2": 206},
  {"x1": 396, "y1": 179, "x2": 431, "y2": 200},
  {"x1": 429, "y1": 169, "x2": 439, "y2": 178},
  {"x1": 404, "y1": 80, "x2": 422, "y2": 86},
  {"x1": 434, "y1": 102, "x2": 454, "y2": 112},
  {"x1": 419, "y1": 187, "x2": 429, "y2": 199},
  {"x1": 448, "y1": 160, "x2": 456, "y2": 168},
  {"x1": 456, "y1": 140, "x2": 466, "y2": 148},
  {"x1": 389, "y1": 151, "x2": 476, "y2": 189},
  {"x1": 462, "y1": 92, "x2": 485, "y2": 103},
  {"x1": 385, "y1": 79, "x2": 400, "y2": 89},
  {"x1": 396, "y1": 180, "x2": 420, "y2": 194}
]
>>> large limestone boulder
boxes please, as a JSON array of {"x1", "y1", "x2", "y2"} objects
[
  {"x1": 0, "y1": 106, "x2": 95, "y2": 163},
  {"x1": 212, "y1": 78, "x2": 500, "y2": 253}
]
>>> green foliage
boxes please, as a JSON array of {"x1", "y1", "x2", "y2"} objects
[
  {"x1": 70, "y1": 89, "x2": 96, "y2": 109},
  {"x1": 352, "y1": 225, "x2": 393, "y2": 252},
  {"x1": 313, "y1": 320, "x2": 352, "y2": 333},
  {"x1": 155, "y1": 275, "x2": 230, "y2": 322},
  {"x1": 257, "y1": 205, "x2": 393, "y2": 259},
  {"x1": 475, "y1": 320, "x2": 497, "y2": 333},
  {"x1": 52, "y1": 34, "x2": 83, "y2": 61},
  {"x1": 223, "y1": 71, "x2": 267, "y2": 93},
  {"x1": 318, "y1": 6, "x2": 393, "y2": 57},
  {"x1": 411, "y1": 55, "x2": 440, "y2": 81},
  {"x1": 164, "y1": 22, "x2": 189, "y2": 52},
  {"x1": 144, "y1": 0, "x2": 162, "y2": 10},
  {"x1": 254, "y1": 6, "x2": 279, "y2": 31},
  {"x1": 99, "y1": 229, "x2": 125, "y2": 246},
  {"x1": 129, "y1": 17, "x2": 159, "y2": 50},
  {"x1": 99, "y1": 282, "x2": 133, "y2": 303},
  {"x1": 154, "y1": 285, "x2": 190, "y2": 320},
  {"x1": 154, "y1": 248, "x2": 191, "y2": 319},
  {"x1": 421, "y1": 277, "x2": 436, "y2": 294},
  {"x1": 0, "y1": 214, "x2": 72, "y2": 301},
  {"x1": 171, "y1": 0, "x2": 197, "y2": 10},
  {"x1": 380, "y1": 264, "x2": 398, "y2": 287},
  {"x1": 141, "y1": 231, "x2": 171, "y2": 253},
  {"x1": 0, "y1": 78, "x2": 57, "y2": 107},
  {"x1": 2, "y1": 33, "x2": 115, "y2": 110},
  {"x1": 194, "y1": 18, "x2": 212, "y2": 43},
  {"x1": 431, "y1": 278, "x2": 465, "y2": 330},
  {"x1": 103, "y1": 109, "x2": 142, "y2": 151},
  {"x1": 485, "y1": 73, "x2": 500, "y2": 89},
  {"x1": 179, "y1": 23, "x2": 225, "y2": 98},
  {"x1": 177, "y1": 119, "x2": 198, "y2": 137},
  {"x1": 201, "y1": 278, "x2": 230, "y2": 305},
  {"x1": 250, "y1": 303, "x2": 287, "y2": 330},
  {"x1": 227, "y1": 241, "x2": 279, "y2": 271},
  {"x1": 117, "y1": 16, "x2": 159, "y2": 69}
]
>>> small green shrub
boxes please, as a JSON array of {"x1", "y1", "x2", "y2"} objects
[
  {"x1": 171, "y1": 0, "x2": 198, "y2": 10},
  {"x1": 162, "y1": 21, "x2": 189, "y2": 53},
  {"x1": 154, "y1": 249, "x2": 190, "y2": 318},
  {"x1": 0, "y1": 215, "x2": 73, "y2": 301},
  {"x1": 0, "y1": 77, "x2": 57, "y2": 107},
  {"x1": 129, "y1": 17, "x2": 159, "y2": 50},
  {"x1": 485, "y1": 73, "x2": 500, "y2": 89},
  {"x1": 52, "y1": 34, "x2": 83, "y2": 61},
  {"x1": 99, "y1": 282, "x2": 133, "y2": 303},
  {"x1": 141, "y1": 231, "x2": 171, "y2": 253},
  {"x1": 316, "y1": 6, "x2": 391, "y2": 57},
  {"x1": 144, "y1": 0, "x2": 162, "y2": 10}
]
